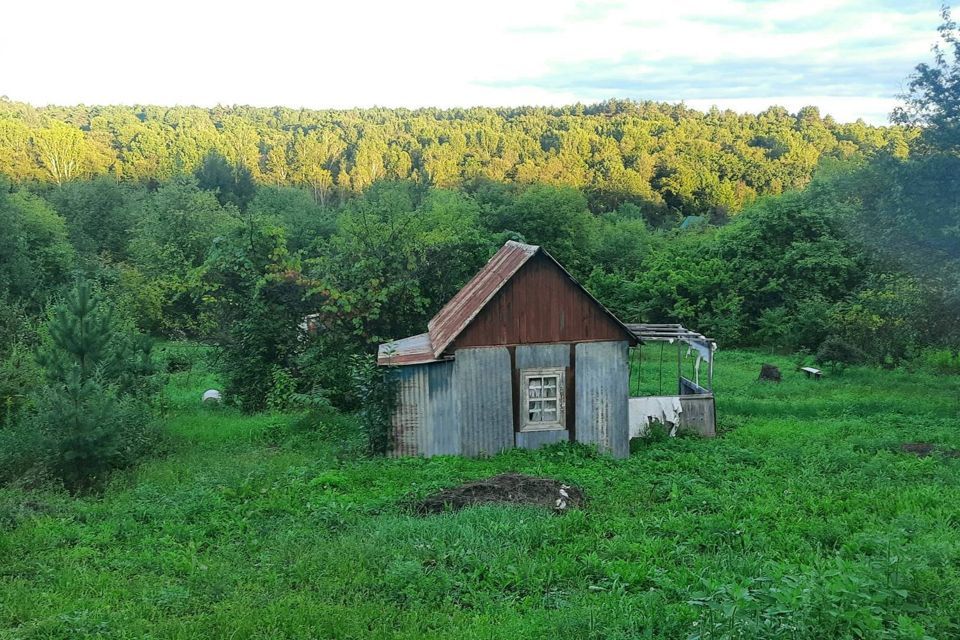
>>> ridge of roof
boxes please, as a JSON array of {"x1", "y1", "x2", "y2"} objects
[
  {"x1": 379, "y1": 240, "x2": 636, "y2": 366},
  {"x1": 426, "y1": 240, "x2": 539, "y2": 358}
]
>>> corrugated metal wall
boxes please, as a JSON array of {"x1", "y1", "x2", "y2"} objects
[
  {"x1": 516, "y1": 429, "x2": 569, "y2": 449},
  {"x1": 391, "y1": 365, "x2": 427, "y2": 457},
  {"x1": 454, "y1": 347, "x2": 514, "y2": 456},
  {"x1": 391, "y1": 342, "x2": 634, "y2": 458},
  {"x1": 575, "y1": 341, "x2": 630, "y2": 458},
  {"x1": 515, "y1": 344, "x2": 571, "y2": 450},
  {"x1": 389, "y1": 361, "x2": 456, "y2": 457},
  {"x1": 516, "y1": 344, "x2": 569, "y2": 369},
  {"x1": 678, "y1": 395, "x2": 716, "y2": 437}
]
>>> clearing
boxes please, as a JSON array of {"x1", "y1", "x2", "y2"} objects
[{"x1": 2, "y1": 350, "x2": 960, "y2": 638}]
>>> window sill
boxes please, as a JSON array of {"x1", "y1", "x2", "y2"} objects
[{"x1": 520, "y1": 424, "x2": 566, "y2": 433}]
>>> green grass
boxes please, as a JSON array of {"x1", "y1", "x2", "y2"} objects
[{"x1": 2, "y1": 348, "x2": 960, "y2": 638}]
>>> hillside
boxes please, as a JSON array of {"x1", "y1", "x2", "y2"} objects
[
  {"x1": 0, "y1": 98, "x2": 912, "y2": 215},
  {"x1": 3, "y1": 348, "x2": 959, "y2": 638}
]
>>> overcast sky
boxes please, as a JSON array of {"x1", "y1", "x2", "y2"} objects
[{"x1": 1, "y1": 0, "x2": 950, "y2": 124}]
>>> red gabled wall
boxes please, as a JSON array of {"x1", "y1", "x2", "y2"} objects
[{"x1": 451, "y1": 252, "x2": 631, "y2": 350}]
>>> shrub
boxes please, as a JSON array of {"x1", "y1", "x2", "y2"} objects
[
  {"x1": 815, "y1": 336, "x2": 865, "y2": 372},
  {"x1": 349, "y1": 354, "x2": 397, "y2": 455},
  {"x1": 0, "y1": 416, "x2": 47, "y2": 486},
  {"x1": 922, "y1": 349, "x2": 960, "y2": 374}
]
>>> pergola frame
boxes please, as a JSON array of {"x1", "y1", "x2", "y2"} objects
[{"x1": 626, "y1": 323, "x2": 717, "y2": 394}]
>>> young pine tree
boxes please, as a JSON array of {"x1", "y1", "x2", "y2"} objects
[{"x1": 34, "y1": 280, "x2": 155, "y2": 490}]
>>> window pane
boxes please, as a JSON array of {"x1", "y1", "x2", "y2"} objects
[
  {"x1": 543, "y1": 408, "x2": 557, "y2": 421},
  {"x1": 528, "y1": 378, "x2": 542, "y2": 398},
  {"x1": 528, "y1": 406, "x2": 541, "y2": 421},
  {"x1": 543, "y1": 377, "x2": 557, "y2": 398}
]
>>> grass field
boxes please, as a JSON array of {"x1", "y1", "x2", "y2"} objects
[{"x1": 2, "y1": 348, "x2": 960, "y2": 639}]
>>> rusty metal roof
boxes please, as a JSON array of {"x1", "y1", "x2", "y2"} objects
[
  {"x1": 427, "y1": 240, "x2": 539, "y2": 358},
  {"x1": 379, "y1": 240, "x2": 635, "y2": 366},
  {"x1": 377, "y1": 333, "x2": 442, "y2": 366}
]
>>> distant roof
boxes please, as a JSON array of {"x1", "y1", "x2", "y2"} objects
[
  {"x1": 379, "y1": 240, "x2": 634, "y2": 366},
  {"x1": 679, "y1": 215, "x2": 707, "y2": 229}
]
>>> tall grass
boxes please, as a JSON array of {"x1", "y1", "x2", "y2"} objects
[{"x1": 1, "y1": 348, "x2": 959, "y2": 638}]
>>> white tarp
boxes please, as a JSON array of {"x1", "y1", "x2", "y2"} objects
[{"x1": 629, "y1": 396, "x2": 683, "y2": 438}]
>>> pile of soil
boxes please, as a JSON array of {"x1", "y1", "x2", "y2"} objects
[
  {"x1": 900, "y1": 442, "x2": 960, "y2": 457},
  {"x1": 415, "y1": 473, "x2": 584, "y2": 515}
]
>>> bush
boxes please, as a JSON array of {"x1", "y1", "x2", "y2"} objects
[
  {"x1": 830, "y1": 274, "x2": 934, "y2": 366},
  {"x1": 0, "y1": 341, "x2": 40, "y2": 428},
  {"x1": 349, "y1": 355, "x2": 397, "y2": 455},
  {"x1": 815, "y1": 336, "x2": 866, "y2": 372},
  {"x1": 0, "y1": 417, "x2": 47, "y2": 486},
  {"x1": 921, "y1": 349, "x2": 960, "y2": 374}
]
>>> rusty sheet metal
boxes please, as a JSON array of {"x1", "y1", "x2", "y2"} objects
[
  {"x1": 427, "y1": 241, "x2": 538, "y2": 358},
  {"x1": 378, "y1": 333, "x2": 441, "y2": 366},
  {"x1": 575, "y1": 341, "x2": 629, "y2": 458},
  {"x1": 516, "y1": 429, "x2": 569, "y2": 450},
  {"x1": 389, "y1": 361, "x2": 456, "y2": 457},
  {"x1": 454, "y1": 347, "x2": 514, "y2": 456}
]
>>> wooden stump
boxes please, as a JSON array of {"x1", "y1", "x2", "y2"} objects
[{"x1": 759, "y1": 363, "x2": 781, "y2": 382}]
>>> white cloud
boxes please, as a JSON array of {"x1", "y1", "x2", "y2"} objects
[{"x1": 0, "y1": 0, "x2": 950, "y2": 123}]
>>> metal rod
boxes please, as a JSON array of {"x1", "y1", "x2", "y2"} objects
[
  {"x1": 708, "y1": 347, "x2": 714, "y2": 391},
  {"x1": 676, "y1": 341, "x2": 682, "y2": 394},
  {"x1": 659, "y1": 342, "x2": 664, "y2": 395}
]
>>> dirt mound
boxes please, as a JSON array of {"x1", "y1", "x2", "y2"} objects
[
  {"x1": 416, "y1": 473, "x2": 584, "y2": 514},
  {"x1": 900, "y1": 442, "x2": 960, "y2": 457}
]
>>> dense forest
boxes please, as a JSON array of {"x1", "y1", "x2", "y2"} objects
[
  {"x1": 0, "y1": 97, "x2": 912, "y2": 216},
  {"x1": 1, "y1": 10, "x2": 958, "y2": 488}
]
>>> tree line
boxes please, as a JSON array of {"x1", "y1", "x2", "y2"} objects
[{"x1": 0, "y1": 98, "x2": 911, "y2": 218}]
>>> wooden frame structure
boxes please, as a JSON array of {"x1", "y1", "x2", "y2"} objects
[{"x1": 625, "y1": 323, "x2": 717, "y2": 437}]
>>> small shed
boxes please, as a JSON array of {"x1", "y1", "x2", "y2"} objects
[
  {"x1": 378, "y1": 241, "x2": 718, "y2": 458},
  {"x1": 378, "y1": 241, "x2": 638, "y2": 458}
]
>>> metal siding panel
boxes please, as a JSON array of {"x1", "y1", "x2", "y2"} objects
[
  {"x1": 516, "y1": 429, "x2": 569, "y2": 450},
  {"x1": 678, "y1": 395, "x2": 717, "y2": 437},
  {"x1": 389, "y1": 361, "x2": 459, "y2": 457},
  {"x1": 454, "y1": 347, "x2": 514, "y2": 456},
  {"x1": 426, "y1": 361, "x2": 459, "y2": 455},
  {"x1": 516, "y1": 344, "x2": 570, "y2": 370},
  {"x1": 390, "y1": 365, "x2": 428, "y2": 457},
  {"x1": 575, "y1": 341, "x2": 630, "y2": 458}
]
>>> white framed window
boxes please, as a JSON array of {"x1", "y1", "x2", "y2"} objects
[{"x1": 521, "y1": 368, "x2": 565, "y2": 431}]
